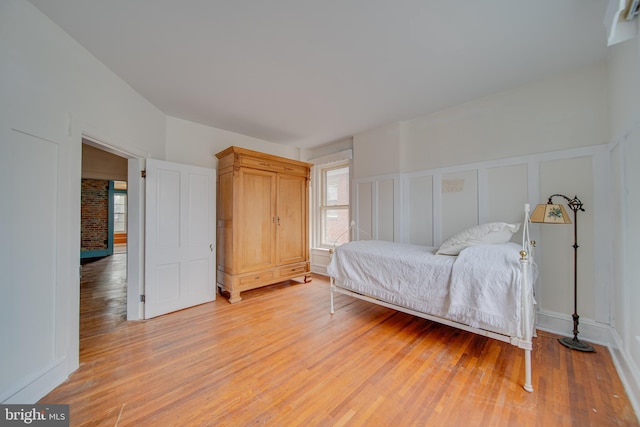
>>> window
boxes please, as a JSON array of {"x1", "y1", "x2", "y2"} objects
[
  {"x1": 319, "y1": 163, "x2": 350, "y2": 247},
  {"x1": 310, "y1": 149, "x2": 352, "y2": 251},
  {"x1": 113, "y1": 181, "x2": 127, "y2": 233},
  {"x1": 113, "y1": 193, "x2": 127, "y2": 233}
]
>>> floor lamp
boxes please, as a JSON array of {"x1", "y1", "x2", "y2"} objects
[{"x1": 530, "y1": 194, "x2": 595, "y2": 352}]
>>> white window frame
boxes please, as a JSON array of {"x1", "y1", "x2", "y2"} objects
[
  {"x1": 320, "y1": 164, "x2": 350, "y2": 247},
  {"x1": 310, "y1": 150, "x2": 352, "y2": 250}
]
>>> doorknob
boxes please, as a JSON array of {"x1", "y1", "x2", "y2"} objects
[{"x1": 209, "y1": 244, "x2": 214, "y2": 252}]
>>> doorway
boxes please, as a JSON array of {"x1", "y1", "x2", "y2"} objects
[
  {"x1": 79, "y1": 137, "x2": 215, "y2": 323},
  {"x1": 80, "y1": 142, "x2": 129, "y2": 340}
]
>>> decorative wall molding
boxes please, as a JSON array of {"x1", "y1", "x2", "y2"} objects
[{"x1": 348, "y1": 144, "x2": 611, "y2": 334}]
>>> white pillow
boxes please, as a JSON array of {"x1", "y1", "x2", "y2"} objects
[{"x1": 436, "y1": 222, "x2": 521, "y2": 256}]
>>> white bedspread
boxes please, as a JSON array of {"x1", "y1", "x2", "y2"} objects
[
  {"x1": 327, "y1": 240, "x2": 532, "y2": 336},
  {"x1": 447, "y1": 243, "x2": 524, "y2": 335},
  {"x1": 327, "y1": 240, "x2": 455, "y2": 318}
]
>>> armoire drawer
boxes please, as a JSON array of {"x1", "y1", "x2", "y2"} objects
[
  {"x1": 238, "y1": 271, "x2": 274, "y2": 287},
  {"x1": 277, "y1": 264, "x2": 308, "y2": 277},
  {"x1": 239, "y1": 154, "x2": 308, "y2": 176},
  {"x1": 240, "y1": 155, "x2": 274, "y2": 170},
  {"x1": 273, "y1": 163, "x2": 308, "y2": 176}
]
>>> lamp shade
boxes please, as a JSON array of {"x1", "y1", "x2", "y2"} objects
[{"x1": 530, "y1": 203, "x2": 572, "y2": 224}]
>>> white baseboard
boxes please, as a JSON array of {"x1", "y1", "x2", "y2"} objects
[
  {"x1": 311, "y1": 265, "x2": 328, "y2": 276},
  {"x1": 609, "y1": 330, "x2": 640, "y2": 420},
  {"x1": 1, "y1": 357, "x2": 69, "y2": 404},
  {"x1": 536, "y1": 309, "x2": 611, "y2": 346}
]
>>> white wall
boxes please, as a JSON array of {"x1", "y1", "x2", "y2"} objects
[
  {"x1": 352, "y1": 61, "x2": 611, "y2": 337},
  {"x1": 399, "y1": 62, "x2": 610, "y2": 172},
  {"x1": 0, "y1": 0, "x2": 166, "y2": 403},
  {"x1": 537, "y1": 156, "x2": 595, "y2": 318},
  {"x1": 1, "y1": 2, "x2": 166, "y2": 158},
  {"x1": 353, "y1": 122, "x2": 401, "y2": 178},
  {"x1": 607, "y1": 18, "x2": 640, "y2": 415},
  {"x1": 166, "y1": 116, "x2": 303, "y2": 169},
  {"x1": 305, "y1": 137, "x2": 353, "y2": 162},
  {"x1": 353, "y1": 147, "x2": 608, "y2": 327}
]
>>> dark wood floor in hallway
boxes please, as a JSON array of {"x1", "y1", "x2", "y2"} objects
[
  {"x1": 79, "y1": 248, "x2": 127, "y2": 342},
  {"x1": 41, "y1": 253, "x2": 639, "y2": 426}
]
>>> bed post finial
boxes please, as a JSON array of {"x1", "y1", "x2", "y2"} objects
[{"x1": 519, "y1": 250, "x2": 527, "y2": 261}]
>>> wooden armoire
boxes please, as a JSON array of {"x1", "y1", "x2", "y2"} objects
[{"x1": 215, "y1": 146, "x2": 312, "y2": 303}]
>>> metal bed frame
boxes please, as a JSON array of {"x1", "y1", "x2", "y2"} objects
[{"x1": 329, "y1": 204, "x2": 537, "y2": 392}]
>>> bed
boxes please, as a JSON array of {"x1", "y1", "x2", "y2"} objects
[{"x1": 327, "y1": 205, "x2": 538, "y2": 392}]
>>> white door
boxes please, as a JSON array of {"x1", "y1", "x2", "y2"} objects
[{"x1": 144, "y1": 159, "x2": 216, "y2": 318}]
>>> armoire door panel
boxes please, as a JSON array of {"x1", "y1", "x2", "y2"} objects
[
  {"x1": 238, "y1": 168, "x2": 276, "y2": 272},
  {"x1": 216, "y1": 172, "x2": 233, "y2": 272},
  {"x1": 276, "y1": 173, "x2": 308, "y2": 266}
]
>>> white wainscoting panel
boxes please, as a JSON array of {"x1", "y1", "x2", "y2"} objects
[
  {"x1": 406, "y1": 175, "x2": 433, "y2": 245},
  {"x1": 440, "y1": 170, "x2": 478, "y2": 240}
]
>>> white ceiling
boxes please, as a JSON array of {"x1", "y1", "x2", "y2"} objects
[{"x1": 28, "y1": 0, "x2": 610, "y2": 149}]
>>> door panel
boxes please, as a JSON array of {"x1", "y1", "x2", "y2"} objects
[
  {"x1": 276, "y1": 174, "x2": 308, "y2": 265},
  {"x1": 145, "y1": 159, "x2": 216, "y2": 318}
]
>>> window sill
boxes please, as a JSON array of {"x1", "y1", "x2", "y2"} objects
[{"x1": 311, "y1": 247, "x2": 332, "y2": 253}]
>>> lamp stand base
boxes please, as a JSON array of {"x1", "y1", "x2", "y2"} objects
[{"x1": 559, "y1": 337, "x2": 595, "y2": 352}]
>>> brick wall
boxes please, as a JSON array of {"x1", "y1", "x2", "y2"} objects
[{"x1": 81, "y1": 179, "x2": 109, "y2": 252}]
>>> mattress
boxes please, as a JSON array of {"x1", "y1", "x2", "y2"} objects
[{"x1": 327, "y1": 240, "x2": 531, "y2": 336}]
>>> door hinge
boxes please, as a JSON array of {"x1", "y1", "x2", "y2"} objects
[
  {"x1": 140, "y1": 294, "x2": 146, "y2": 303},
  {"x1": 141, "y1": 170, "x2": 146, "y2": 178}
]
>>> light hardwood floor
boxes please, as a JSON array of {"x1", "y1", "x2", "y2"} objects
[{"x1": 41, "y1": 254, "x2": 639, "y2": 426}]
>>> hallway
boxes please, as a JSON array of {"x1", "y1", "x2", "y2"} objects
[{"x1": 79, "y1": 244, "x2": 127, "y2": 350}]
